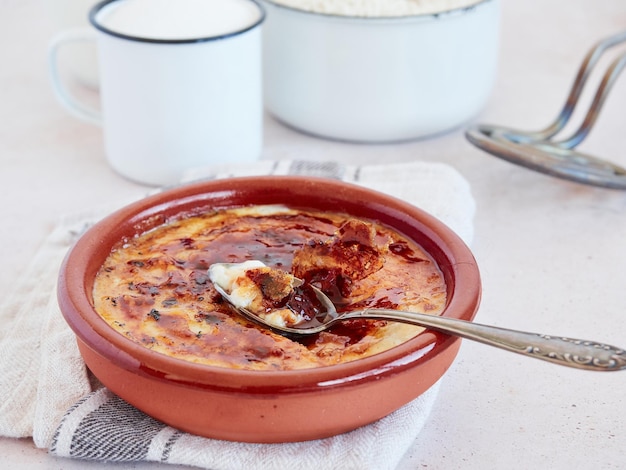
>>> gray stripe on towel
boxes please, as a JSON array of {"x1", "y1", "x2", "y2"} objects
[
  {"x1": 63, "y1": 394, "x2": 167, "y2": 462},
  {"x1": 287, "y1": 160, "x2": 345, "y2": 179}
]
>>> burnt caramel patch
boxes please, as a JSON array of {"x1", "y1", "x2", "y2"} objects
[
  {"x1": 245, "y1": 268, "x2": 294, "y2": 308},
  {"x1": 292, "y1": 219, "x2": 388, "y2": 299}
]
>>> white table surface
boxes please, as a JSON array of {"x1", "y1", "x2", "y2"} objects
[{"x1": 2, "y1": 0, "x2": 626, "y2": 468}]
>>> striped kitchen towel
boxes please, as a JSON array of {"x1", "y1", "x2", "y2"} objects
[{"x1": 0, "y1": 160, "x2": 475, "y2": 470}]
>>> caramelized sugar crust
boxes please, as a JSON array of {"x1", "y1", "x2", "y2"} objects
[{"x1": 93, "y1": 206, "x2": 447, "y2": 370}]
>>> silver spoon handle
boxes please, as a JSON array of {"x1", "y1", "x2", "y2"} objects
[{"x1": 345, "y1": 309, "x2": 626, "y2": 371}]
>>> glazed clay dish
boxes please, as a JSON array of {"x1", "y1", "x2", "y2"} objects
[{"x1": 57, "y1": 176, "x2": 481, "y2": 443}]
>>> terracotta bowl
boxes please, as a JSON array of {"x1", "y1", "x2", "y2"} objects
[{"x1": 57, "y1": 176, "x2": 481, "y2": 443}]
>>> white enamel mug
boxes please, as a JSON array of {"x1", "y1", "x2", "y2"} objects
[
  {"x1": 261, "y1": 0, "x2": 500, "y2": 142},
  {"x1": 49, "y1": 0, "x2": 265, "y2": 186}
]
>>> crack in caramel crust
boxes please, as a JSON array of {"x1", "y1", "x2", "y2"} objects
[{"x1": 93, "y1": 206, "x2": 447, "y2": 370}]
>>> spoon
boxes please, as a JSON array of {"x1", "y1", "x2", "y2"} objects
[{"x1": 213, "y1": 278, "x2": 626, "y2": 372}]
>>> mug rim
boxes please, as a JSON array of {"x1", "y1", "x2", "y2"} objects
[{"x1": 89, "y1": 0, "x2": 266, "y2": 44}]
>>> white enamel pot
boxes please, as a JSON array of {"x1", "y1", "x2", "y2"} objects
[{"x1": 261, "y1": 0, "x2": 500, "y2": 142}]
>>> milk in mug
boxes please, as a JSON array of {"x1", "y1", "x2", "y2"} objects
[{"x1": 95, "y1": 0, "x2": 263, "y2": 40}]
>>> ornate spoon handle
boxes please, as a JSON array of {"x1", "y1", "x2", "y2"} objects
[{"x1": 345, "y1": 309, "x2": 626, "y2": 371}]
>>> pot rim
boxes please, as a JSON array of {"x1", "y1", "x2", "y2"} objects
[{"x1": 261, "y1": 0, "x2": 496, "y2": 23}]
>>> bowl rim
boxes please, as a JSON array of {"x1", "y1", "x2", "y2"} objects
[{"x1": 58, "y1": 175, "x2": 481, "y2": 393}]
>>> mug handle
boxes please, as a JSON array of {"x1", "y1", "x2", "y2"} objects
[{"x1": 48, "y1": 28, "x2": 102, "y2": 125}]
